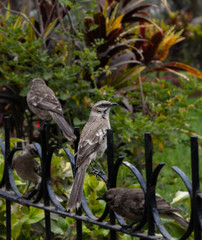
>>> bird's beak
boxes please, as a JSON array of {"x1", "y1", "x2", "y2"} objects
[
  {"x1": 110, "y1": 103, "x2": 118, "y2": 107},
  {"x1": 96, "y1": 195, "x2": 105, "y2": 201}
]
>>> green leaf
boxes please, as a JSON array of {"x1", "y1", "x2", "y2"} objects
[
  {"x1": 59, "y1": 92, "x2": 71, "y2": 101},
  {"x1": 58, "y1": 216, "x2": 68, "y2": 232},
  {"x1": 59, "y1": 0, "x2": 73, "y2": 8},
  {"x1": 20, "y1": 87, "x2": 29, "y2": 97},
  {"x1": 51, "y1": 217, "x2": 67, "y2": 235},
  {"x1": 73, "y1": 117, "x2": 86, "y2": 126},
  {"x1": 11, "y1": 215, "x2": 24, "y2": 240},
  {"x1": 43, "y1": 70, "x2": 53, "y2": 80},
  {"x1": 44, "y1": 19, "x2": 58, "y2": 38},
  {"x1": 26, "y1": 207, "x2": 44, "y2": 224}
]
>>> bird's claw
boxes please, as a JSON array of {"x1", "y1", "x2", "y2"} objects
[
  {"x1": 26, "y1": 189, "x2": 38, "y2": 199},
  {"x1": 121, "y1": 223, "x2": 134, "y2": 230},
  {"x1": 89, "y1": 168, "x2": 100, "y2": 176},
  {"x1": 121, "y1": 224, "x2": 144, "y2": 234},
  {"x1": 90, "y1": 168, "x2": 105, "y2": 177}
]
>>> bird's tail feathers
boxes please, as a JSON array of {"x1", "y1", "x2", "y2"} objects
[
  {"x1": 164, "y1": 213, "x2": 189, "y2": 228},
  {"x1": 50, "y1": 112, "x2": 76, "y2": 142},
  {"x1": 67, "y1": 164, "x2": 88, "y2": 212}
]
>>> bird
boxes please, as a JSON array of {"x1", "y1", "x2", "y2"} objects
[
  {"x1": 67, "y1": 100, "x2": 118, "y2": 211},
  {"x1": 27, "y1": 78, "x2": 76, "y2": 142},
  {"x1": 12, "y1": 144, "x2": 41, "y2": 194},
  {"x1": 97, "y1": 188, "x2": 188, "y2": 228}
]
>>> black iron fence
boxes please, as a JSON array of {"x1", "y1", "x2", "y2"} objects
[{"x1": 0, "y1": 116, "x2": 201, "y2": 240}]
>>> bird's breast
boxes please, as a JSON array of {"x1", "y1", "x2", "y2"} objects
[{"x1": 97, "y1": 136, "x2": 107, "y2": 158}]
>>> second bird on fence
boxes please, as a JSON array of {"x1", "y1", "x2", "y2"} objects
[
  {"x1": 98, "y1": 188, "x2": 188, "y2": 228},
  {"x1": 12, "y1": 144, "x2": 41, "y2": 195},
  {"x1": 27, "y1": 78, "x2": 76, "y2": 142},
  {"x1": 67, "y1": 100, "x2": 118, "y2": 211}
]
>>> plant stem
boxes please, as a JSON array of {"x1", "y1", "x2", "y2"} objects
[
  {"x1": 138, "y1": 73, "x2": 146, "y2": 115},
  {"x1": 34, "y1": 0, "x2": 44, "y2": 38}
]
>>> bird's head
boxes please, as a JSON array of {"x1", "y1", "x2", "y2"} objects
[
  {"x1": 97, "y1": 189, "x2": 117, "y2": 206},
  {"x1": 24, "y1": 144, "x2": 39, "y2": 158},
  {"x1": 90, "y1": 100, "x2": 118, "y2": 119},
  {"x1": 29, "y1": 78, "x2": 46, "y2": 88}
]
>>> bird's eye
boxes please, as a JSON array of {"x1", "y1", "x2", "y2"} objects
[
  {"x1": 101, "y1": 104, "x2": 109, "y2": 108},
  {"x1": 97, "y1": 110, "x2": 102, "y2": 114}
]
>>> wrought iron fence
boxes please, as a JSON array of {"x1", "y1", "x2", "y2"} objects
[{"x1": 0, "y1": 116, "x2": 201, "y2": 240}]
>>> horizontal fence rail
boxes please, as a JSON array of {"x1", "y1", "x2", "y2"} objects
[{"x1": 0, "y1": 116, "x2": 201, "y2": 240}]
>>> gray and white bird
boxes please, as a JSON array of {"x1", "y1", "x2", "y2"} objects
[
  {"x1": 12, "y1": 144, "x2": 41, "y2": 192},
  {"x1": 67, "y1": 100, "x2": 117, "y2": 211},
  {"x1": 27, "y1": 78, "x2": 76, "y2": 142},
  {"x1": 98, "y1": 188, "x2": 188, "y2": 228}
]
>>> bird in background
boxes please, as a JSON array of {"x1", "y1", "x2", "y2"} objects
[
  {"x1": 67, "y1": 100, "x2": 118, "y2": 211},
  {"x1": 12, "y1": 144, "x2": 41, "y2": 194},
  {"x1": 97, "y1": 188, "x2": 188, "y2": 228},
  {"x1": 27, "y1": 78, "x2": 76, "y2": 142}
]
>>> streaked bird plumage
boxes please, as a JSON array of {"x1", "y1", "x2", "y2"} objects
[
  {"x1": 67, "y1": 100, "x2": 117, "y2": 211},
  {"x1": 27, "y1": 78, "x2": 76, "y2": 142}
]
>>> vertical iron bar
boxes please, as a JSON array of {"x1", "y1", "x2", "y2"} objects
[
  {"x1": 6, "y1": 199, "x2": 11, "y2": 240},
  {"x1": 4, "y1": 116, "x2": 11, "y2": 240},
  {"x1": 5, "y1": 117, "x2": 10, "y2": 190},
  {"x1": 74, "y1": 127, "x2": 83, "y2": 240},
  {"x1": 41, "y1": 125, "x2": 51, "y2": 240},
  {"x1": 76, "y1": 207, "x2": 82, "y2": 240},
  {"x1": 107, "y1": 129, "x2": 114, "y2": 188},
  {"x1": 191, "y1": 136, "x2": 201, "y2": 240},
  {"x1": 144, "y1": 133, "x2": 155, "y2": 236},
  {"x1": 74, "y1": 127, "x2": 80, "y2": 156},
  {"x1": 107, "y1": 129, "x2": 116, "y2": 240}
]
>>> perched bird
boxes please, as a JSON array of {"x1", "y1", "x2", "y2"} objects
[
  {"x1": 98, "y1": 188, "x2": 188, "y2": 228},
  {"x1": 67, "y1": 100, "x2": 117, "y2": 211},
  {"x1": 12, "y1": 144, "x2": 41, "y2": 193},
  {"x1": 27, "y1": 78, "x2": 76, "y2": 142}
]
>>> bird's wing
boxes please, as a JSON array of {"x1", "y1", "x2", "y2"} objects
[
  {"x1": 156, "y1": 196, "x2": 180, "y2": 213},
  {"x1": 32, "y1": 159, "x2": 41, "y2": 175},
  {"x1": 111, "y1": 190, "x2": 144, "y2": 222},
  {"x1": 76, "y1": 121, "x2": 108, "y2": 168},
  {"x1": 27, "y1": 87, "x2": 62, "y2": 115},
  {"x1": 122, "y1": 189, "x2": 145, "y2": 214}
]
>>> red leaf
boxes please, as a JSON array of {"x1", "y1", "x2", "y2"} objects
[
  {"x1": 84, "y1": 14, "x2": 107, "y2": 46},
  {"x1": 106, "y1": 0, "x2": 113, "y2": 5},
  {"x1": 139, "y1": 21, "x2": 146, "y2": 38},
  {"x1": 123, "y1": 0, "x2": 147, "y2": 12},
  {"x1": 94, "y1": 13, "x2": 106, "y2": 39},
  {"x1": 143, "y1": 31, "x2": 164, "y2": 64},
  {"x1": 123, "y1": 4, "x2": 153, "y2": 19},
  {"x1": 107, "y1": 27, "x2": 123, "y2": 45}
]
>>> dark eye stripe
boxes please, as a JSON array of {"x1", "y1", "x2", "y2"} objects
[{"x1": 99, "y1": 104, "x2": 110, "y2": 108}]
